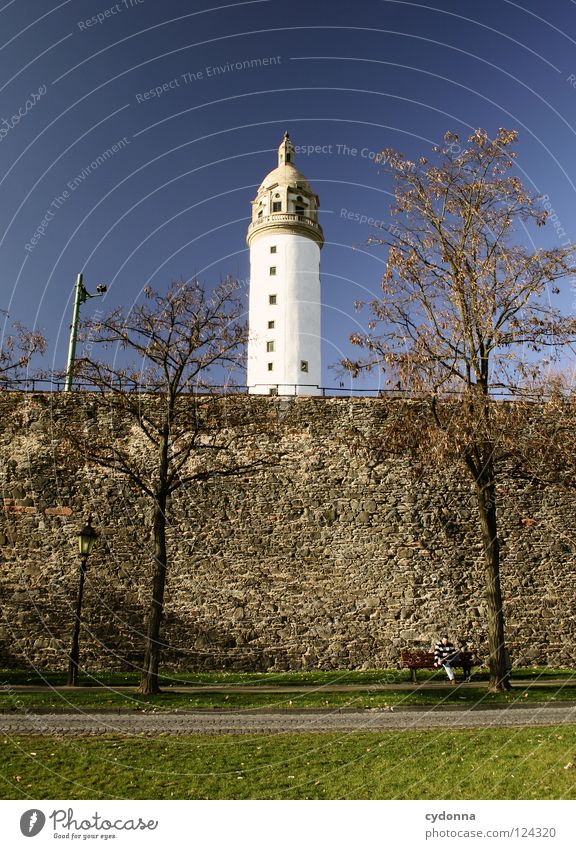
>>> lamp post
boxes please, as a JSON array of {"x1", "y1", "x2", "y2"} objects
[
  {"x1": 67, "y1": 515, "x2": 98, "y2": 686},
  {"x1": 64, "y1": 273, "x2": 107, "y2": 392}
]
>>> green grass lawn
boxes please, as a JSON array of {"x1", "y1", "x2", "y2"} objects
[
  {"x1": 2, "y1": 684, "x2": 576, "y2": 712},
  {"x1": 1, "y1": 727, "x2": 575, "y2": 800},
  {"x1": 1, "y1": 668, "x2": 576, "y2": 712},
  {"x1": 0, "y1": 669, "x2": 409, "y2": 687},
  {"x1": 1, "y1": 667, "x2": 573, "y2": 688}
]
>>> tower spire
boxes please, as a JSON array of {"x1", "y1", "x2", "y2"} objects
[{"x1": 278, "y1": 131, "x2": 295, "y2": 166}]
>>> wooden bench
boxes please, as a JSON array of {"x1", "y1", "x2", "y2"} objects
[{"x1": 401, "y1": 649, "x2": 476, "y2": 683}]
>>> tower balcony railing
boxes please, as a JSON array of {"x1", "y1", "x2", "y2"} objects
[{"x1": 247, "y1": 213, "x2": 324, "y2": 239}]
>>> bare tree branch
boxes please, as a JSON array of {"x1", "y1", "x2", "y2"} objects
[{"x1": 0, "y1": 322, "x2": 45, "y2": 387}]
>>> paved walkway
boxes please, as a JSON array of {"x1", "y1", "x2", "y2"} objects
[
  {"x1": 2, "y1": 679, "x2": 575, "y2": 735},
  {"x1": 2, "y1": 704, "x2": 576, "y2": 735}
]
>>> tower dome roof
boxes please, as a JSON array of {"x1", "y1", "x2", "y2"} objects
[
  {"x1": 258, "y1": 162, "x2": 312, "y2": 192},
  {"x1": 247, "y1": 132, "x2": 323, "y2": 248}
]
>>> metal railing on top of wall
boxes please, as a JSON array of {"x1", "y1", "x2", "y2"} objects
[
  {"x1": 0, "y1": 378, "x2": 548, "y2": 400},
  {"x1": 0, "y1": 378, "x2": 378, "y2": 396}
]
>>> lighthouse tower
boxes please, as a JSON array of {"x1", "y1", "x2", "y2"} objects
[{"x1": 246, "y1": 133, "x2": 324, "y2": 395}]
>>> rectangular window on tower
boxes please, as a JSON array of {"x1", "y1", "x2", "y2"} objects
[
  {"x1": 269, "y1": 387, "x2": 278, "y2": 396},
  {"x1": 270, "y1": 245, "x2": 277, "y2": 253},
  {"x1": 267, "y1": 362, "x2": 274, "y2": 371},
  {"x1": 269, "y1": 266, "x2": 276, "y2": 276},
  {"x1": 266, "y1": 341, "x2": 275, "y2": 352},
  {"x1": 272, "y1": 202, "x2": 281, "y2": 212},
  {"x1": 269, "y1": 294, "x2": 277, "y2": 305},
  {"x1": 268, "y1": 320, "x2": 275, "y2": 329},
  {"x1": 300, "y1": 360, "x2": 309, "y2": 372}
]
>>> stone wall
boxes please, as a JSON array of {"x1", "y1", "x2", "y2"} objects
[{"x1": 0, "y1": 391, "x2": 575, "y2": 672}]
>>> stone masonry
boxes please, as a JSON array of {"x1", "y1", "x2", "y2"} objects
[{"x1": 0, "y1": 391, "x2": 575, "y2": 672}]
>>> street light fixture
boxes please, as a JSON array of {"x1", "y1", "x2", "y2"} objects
[
  {"x1": 78, "y1": 516, "x2": 98, "y2": 557},
  {"x1": 64, "y1": 273, "x2": 107, "y2": 392},
  {"x1": 66, "y1": 514, "x2": 98, "y2": 686}
]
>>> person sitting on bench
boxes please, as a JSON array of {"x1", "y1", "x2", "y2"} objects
[{"x1": 434, "y1": 635, "x2": 459, "y2": 685}]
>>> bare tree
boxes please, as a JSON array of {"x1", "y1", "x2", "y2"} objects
[
  {"x1": 0, "y1": 321, "x2": 45, "y2": 387},
  {"x1": 344, "y1": 128, "x2": 576, "y2": 691},
  {"x1": 63, "y1": 277, "x2": 272, "y2": 694}
]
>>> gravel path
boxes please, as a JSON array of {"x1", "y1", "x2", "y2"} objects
[{"x1": 2, "y1": 705, "x2": 576, "y2": 735}]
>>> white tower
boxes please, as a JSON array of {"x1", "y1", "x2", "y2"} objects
[{"x1": 246, "y1": 133, "x2": 324, "y2": 395}]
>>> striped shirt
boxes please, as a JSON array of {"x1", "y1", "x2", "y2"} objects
[{"x1": 434, "y1": 640, "x2": 456, "y2": 665}]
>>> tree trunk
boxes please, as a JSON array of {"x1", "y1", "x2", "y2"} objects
[
  {"x1": 474, "y1": 469, "x2": 510, "y2": 692},
  {"x1": 138, "y1": 493, "x2": 168, "y2": 695}
]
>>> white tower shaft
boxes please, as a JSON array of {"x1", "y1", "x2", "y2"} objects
[{"x1": 246, "y1": 133, "x2": 324, "y2": 396}]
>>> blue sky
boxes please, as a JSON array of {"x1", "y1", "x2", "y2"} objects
[{"x1": 1, "y1": 0, "x2": 576, "y2": 389}]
